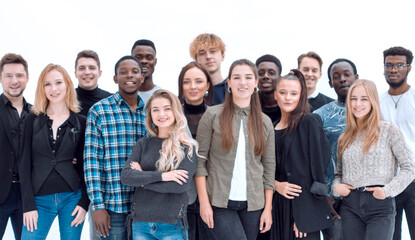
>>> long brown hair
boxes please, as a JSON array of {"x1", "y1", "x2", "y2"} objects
[
  {"x1": 276, "y1": 69, "x2": 310, "y2": 134},
  {"x1": 338, "y1": 80, "x2": 381, "y2": 159},
  {"x1": 219, "y1": 59, "x2": 265, "y2": 156},
  {"x1": 177, "y1": 61, "x2": 213, "y2": 105}
]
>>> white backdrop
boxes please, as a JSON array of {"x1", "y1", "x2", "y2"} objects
[{"x1": 2, "y1": 0, "x2": 414, "y2": 239}]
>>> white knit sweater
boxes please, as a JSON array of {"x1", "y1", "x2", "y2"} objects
[{"x1": 333, "y1": 121, "x2": 415, "y2": 197}]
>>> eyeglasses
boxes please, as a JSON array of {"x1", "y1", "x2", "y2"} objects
[{"x1": 384, "y1": 63, "x2": 409, "y2": 71}]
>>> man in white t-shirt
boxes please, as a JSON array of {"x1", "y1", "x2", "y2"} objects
[{"x1": 380, "y1": 46, "x2": 415, "y2": 240}]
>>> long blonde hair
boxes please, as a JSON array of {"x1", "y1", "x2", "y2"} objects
[
  {"x1": 338, "y1": 80, "x2": 381, "y2": 159},
  {"x1": 32, "y1": 64, "x2": 80, "y2": 115},
  {"x1": 146, "y1": 89, "x2": 199, "y2": 172}
]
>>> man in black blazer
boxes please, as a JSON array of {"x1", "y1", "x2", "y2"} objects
[{"x1": 0, "y1": 53, "x2": 31, "y2": 239}]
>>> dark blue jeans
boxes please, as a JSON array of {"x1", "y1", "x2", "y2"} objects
[
  {"x1": 187, "y1": 199, "x2": 215, "y2": 240},
  {"x1": 340, "y1": 189, "x2": 395, "y2": 240},
  {"x1": 211, "y1": 200, "x2": 262, "y2": 240},
  {"x1": 393, "y1": 182, "x2": 415, "y2": 240},
  {"x1": 100, "y1": 210, "x2": 128, "y2": 240},
  {"x1": 322, "y1": 199, "x2": 342, "y2": 240},
  {"x1": 0, "y1": 183, "x2": 22, "y2": 240}
]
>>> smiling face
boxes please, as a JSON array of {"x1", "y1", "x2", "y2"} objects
[
  {"x1": 75, "y1": 57, "x2": 102, "y2": 90},
  {"x1": 0, "y1": 63, "x2": 29, "y2": 99},
  {"x1": 132, "y1": 45, "x2": 157, "y2": 80},
  {"x1": 274, "y1": 79, "x2": 301, "y2": 115},
  {"x1": 299, "y1": 57, "x2": 322, "y2": 95},
  {"x1": 196, "y1": 47, "x2": 224, "y2": 75},
  {"x1": 44, "y1": 70, "x2": 67, "y2": 104},
  {"x1": 182, "y1": 67, "x2": 210, "y2": 105},
  {"x1": 114, "y1": 59, "x2": 143, "y2": 96},
  {"x1": 227, "y1": 64, "x2": 258, "y2": 106},
  {"x1": 384, "y1": 55, "x2": 411, "y2": 88},
  {"x1": 330, "y1": 61, "x2": 358, "y2": 103},
  {"x1": 350, "y1": 85, "x2": 372, "y2": 121},
  {"x1": 150, "y1": 97, "x2": 175, "y2": 134},
  {"x1": 257, "y1": 61, "x2": 280, "y2": 94}
]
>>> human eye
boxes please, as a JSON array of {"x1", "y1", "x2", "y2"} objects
[
  {"x1": 90, "y1": 66, "x2": 97, "y2": 70},
  {"x1": 44, "y1": 82, "x2": 51, "y2": 86},
  {"x1": 196, "y1": 80, "x2": 204, "y2": 84},
  {"x1": 312, "y1": 69, "x2": 319, "y2": 73},
  {"x1": 146, "y1": 55, "x2": 153, "y2": 61},
  {"x1": 56, "y1": 80, "x2": 63, "y2": 84},
  {"x1": 198, "y1": 51, "x2": 205, "y2": 56},
  {"x1": 258, "y1": 70, "x2": 265, "y2": 76},
  {"x1": 183, "y1": 80, "x2": 190, "y2": 85},
  {"x1": 332, "y1": 74, "x2": 340, "y2": 80},
  {"x1": 269, "y1": 70, "x2": 276, "y2": 75}
]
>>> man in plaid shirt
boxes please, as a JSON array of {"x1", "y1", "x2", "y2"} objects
[{"x1": 84, "y1": 56, "x2": 146, "y2": 240}]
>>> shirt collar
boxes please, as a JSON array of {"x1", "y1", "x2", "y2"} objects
[
  {"x1": 1, "y1": 93, "x2": 30, "y2": 110},
  {"x1": 233, "y1": 103, "x2": 251, "y2": 116},
  {"x1": 308, "y1": 89, "x2": 319, "y2": 99},
  {"x1": 113, "y1": 92, "x2": 145, "y2": 109}
]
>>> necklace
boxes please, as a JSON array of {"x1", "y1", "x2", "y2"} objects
[{"x1": 389, "y1": 85, "x2": 410, "y2": 109}]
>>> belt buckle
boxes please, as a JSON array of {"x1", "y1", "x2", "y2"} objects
[{"x1": 358, "y1": 186, "x2": 366, "y2": 192}]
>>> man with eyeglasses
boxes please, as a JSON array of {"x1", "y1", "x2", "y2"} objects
[{"x1": 380, "y1": 46, "x2": 415, "y2": 240}]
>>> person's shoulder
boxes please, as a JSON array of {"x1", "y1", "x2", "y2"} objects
[
  {"x1": 97, "y1": 88, "x2": 112, "y2": 97},
  {"x1": 206, "y1": 104, "x2": 223, "y2": 114},
  {"x1": 90, "y1": 94, "x2": 116, "y2": 109},
  {"x1": 302, "y1": 113, "x2": 322, "y2": 127},
  {"x1": 379, "y1": 120, "x2": 400, "y2": 133},
  {"x1": 318, "y1": 93, "x2": 335, "y2": 102}
]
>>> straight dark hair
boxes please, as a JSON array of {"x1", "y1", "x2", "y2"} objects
[
  {"x1": 219, "y1": 59, "x2": 265, "y2": 156},
  {"x1": 277, "y1": 69, "x2": 310, "y2": 134}
]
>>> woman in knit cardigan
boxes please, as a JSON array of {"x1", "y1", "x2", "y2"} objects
[
  {"x1": 333, "y1": 79, "x2": 415, "y2": 240},
  {"x1": 121, "y1": 89, "x2": 199, "y2": 240}
]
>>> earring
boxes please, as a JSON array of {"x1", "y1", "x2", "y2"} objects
[
  {"x1": 228, "y1": 87, "x2": 232, "y2": 93},
  {"x1": 254, "y1": 87, "x2": 259, "y2": 93}
]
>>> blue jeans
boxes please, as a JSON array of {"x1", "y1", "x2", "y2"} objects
[
  {"x1": 132, "y1": 221, "x2": 188, "y2": 240},
  {"x1": 100, "y1": 210, "x2": 128, "y2": 240},
  {"x1": 21, "y1": 190, "x2": 83, "y2": 240},
  {"x1": 340, "y1": 189, "x2": 395, "y2": 240},
  {"x1": 211, "y1": 200, "x2": 262, "y2": 240},
  {"x1": 393, "y1": 182, "x2": 415, "y2": 240},
  {"x1": 0, "y1": 183, "x2": 23, "y2": 240}
]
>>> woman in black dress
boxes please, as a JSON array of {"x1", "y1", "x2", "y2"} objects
[{"x1": 271, "y1": 70, "x2": 332, "y2": 240}]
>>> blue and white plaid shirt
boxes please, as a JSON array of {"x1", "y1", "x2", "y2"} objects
[{"x1": 84, "y1": 92, "x2": 146, "y2": 213}]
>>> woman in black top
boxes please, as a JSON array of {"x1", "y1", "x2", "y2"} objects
[
  {"x1": 178, "y1": 62, "x2": 215, "y2": 240},
  {"x1": 20, "y1": 64, "x2": 89, "y2": 240},
  {"x1": 271, "y1": 70, "x2": 332, "y2": 240}
]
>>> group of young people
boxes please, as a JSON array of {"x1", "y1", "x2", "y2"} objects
[{"x1": 0, "y1": 33, "x2": 414, "y2": 240}]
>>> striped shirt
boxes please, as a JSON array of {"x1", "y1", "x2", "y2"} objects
[{"x1": 84, "y1": 92, "x2": 146, "y2": 213}]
